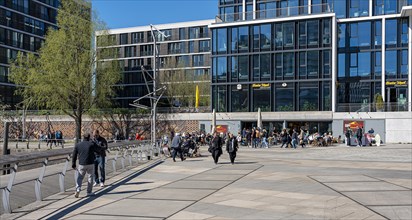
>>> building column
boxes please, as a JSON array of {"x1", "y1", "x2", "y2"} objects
[
  {"x1": 308, "y1": 0, "x2": 312, "y2": 14},
  {"x1": 409, "y1": 15, "x2": 412, "y2": 112},
  {"x1": 382, "y1": 18, "x2": 386, "y2": 101},
  {"x1": 369, "y1": 0, "x2": 373, "y2": 17},
  {"x1": 332, "y1": 16, "x2": 337, "y2": 112},
  {"x1": 253, "y1": 0, "x2": 256, "y2": 19},
  {"x1": 243, "y1": 0, "x2": 246, "y2": 20}
]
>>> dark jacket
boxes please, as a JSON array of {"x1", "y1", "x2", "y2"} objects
[
  {"x1": 93, "y1": 136, "x2": 108, "y2": 157},
  {"x1": 171, "y1": 135, "x2": 182, "y2": 149},
  {"x1": 211, "y1": 136, "x2": 222, "y2": 151},
  {"x1": 72, "y1": 141, "x2": 99, "y2": 166},
  {"x1": 226, "y1": 137, "x2": 238, "y2": 153}
]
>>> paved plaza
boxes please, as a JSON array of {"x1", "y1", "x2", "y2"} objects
[{"x1": 2, "y1": 143, "x2": 411, "y2": 220}]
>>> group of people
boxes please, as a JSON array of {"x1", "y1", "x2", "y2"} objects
[
  {"x1": 35, "y1": 129, "x2": 64, "y2": 147},
  {"x1": 345, "y1": 126, "x2": 375, "y2": 147},
  {"x1": 71, "y1": 130, "x2": 108, "y2": 197}
]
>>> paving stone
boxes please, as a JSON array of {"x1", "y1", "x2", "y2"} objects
[
  {"x1": 324, "y1": 181, "x2": 408, "y2": 191},
  {"x1": 131, "y1": 188, "x2": 214, "y2": 201},
  {"x1": 68, "y1": 214, "x2": 161, "y2": 219},
  {"x1": 342, "y1": 191, "x2": 412, "y2": 206},
  {"x1": 368, "y1": 206, "x2": 412, "y2": 220},
  {"x1": 186, "y1": 174, "x2": 244, "y2": 181},
  {"x1": 85, "y1": 199, "x2": 192, "y2": 218},
  {"x1": 163, "y1": 180, "x2": 230, "y2": 190},
  {"x1": 310, "y1": 175, "x2": 379, "y2": 182}
]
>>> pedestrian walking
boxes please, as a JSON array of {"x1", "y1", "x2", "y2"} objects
[
  {"x1": 93, "y1": 130, "x2": 108, "y2": 187},
  {"x1": 291, "y1": 129, "x2": 298, "y2": 149},
  {"x1": 345, "y1": 128, "x2": 351, "y2": 146},
  {"x1": 280, "y1": 129, "x2": 288, "y2": 148},
  {"x1": 356, "y1": 126, "x2": 363, "y2": 147},
  {"x1": 171, "y1": 133, "x2": 185, "y2": 162},
  {"x1": 210, "y1": 132, "x2": 223, "y2": 164},
  {"x1": 226, "y1": 133, "x2": 238, "y2": 165},
  {"x1": 72, "y1": 133, "x2": 99, "y2": 198}
]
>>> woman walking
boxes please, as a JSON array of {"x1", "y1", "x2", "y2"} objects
[
  {"x1": 226, "y1": 133, "x2": 238, "y2": 165},
  {"x1": 210, "y1": 132, "x2": 223, "y2": 164}
]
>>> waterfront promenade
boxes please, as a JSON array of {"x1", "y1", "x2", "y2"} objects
[{"x1": 2, "y1": 143, "x2": 411, "y2": 220}]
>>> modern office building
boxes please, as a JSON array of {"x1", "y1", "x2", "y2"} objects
[
  {"x1": 205, "y1": 0, "x2": 412, "y2": 141},
  {"x1": 99, "y1": 20, "x2": 213, "y2": 108},
  {"x1": 0, "y1": 0, "x2": 60, "y2": 106}
]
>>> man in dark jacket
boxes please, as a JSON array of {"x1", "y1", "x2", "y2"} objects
[
  {"x1": 72, "y1": 133, "x2": 99, "y2": 198},
  {"x1": 226, "y1": 133, "x2": 238, "y2": 165},
  {"x1": 356, "y1": 126, "x2": 363, "y2": 147},
  {"x1": 171, "y1": 133, "x2": 185, "y2": 162},
  {"x1": 92, "y1": 130, "x2": 108, "y2": 187},
  {"x1": 211, "y1": 132, "x2": 223, "y2": 164}
]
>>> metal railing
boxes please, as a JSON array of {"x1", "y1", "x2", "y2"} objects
[
  {"x1": 216, "y1": 4, "x2": 331, "y2": 23},
  {"x1": 0, "y1": 140, "x2": 161, "y2": 214},
  {"x1": 336, "y1": 102, "x2": 411, "y2": 112},
  {"x1": 157, "y1": 106, "x2": 211, "y2": 113}
]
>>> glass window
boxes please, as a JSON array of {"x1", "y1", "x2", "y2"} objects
[
  {"x1": 350, "y1": 53, "x2": 358, "y2": 77},
  {"x1": 350, "y1": 23, "x2": 358, "y2": 47},
  {"x1": 179, "y1": 28, "x2": 186, "y2": 40},
  {"x1": 253, "y1": 25, "x2": 260, "y2": 51},
  {"x1": 199, "y1": 40, "x2": 210, "y2": 52},
  {"x1": 299, "y1": 52, "x2": 307, "y2": 77},
  {"x1": 276, "y1": 88, "x2": 294, "y2": 111},
  {"x1": 358, "y1": 52, "x2": 371, "y2": 77},
  {"x1": 260, "y1": 24, "x2": 271, "y2": 50},
  {"x1": 261, "y1": 53, "x2": 271, "y2": 79},
  {"x1": 375, "y1": 20, "x2": 382, "y2": 46},
  {"x1": 231, "y1": 85, "x2": 248, "y2": 112},
  {"x1": 299, "y1": 86, "x2": 318, "y2": 111},
  {"x1": 308, "y1": 51, "x2": 319, "y2": 77},
  {"x1": 401, "y1": 18, "x2": 408, "y2": 45},
  {"x1": 212, "y1": 29, "x2": 217, "y2": 53},
  {"x1": 275, "y1": 24, "x2": 283, "y2": 49},
  {"x1": 350, "y1": 0, "x2": 369, "y2": 17},
  {"x1": 299, "y1": 21, "x2": 307, "y2": 47},
  {"x1": 358, "y1": 22, "x2": 371, "y2": 47},
  {"x1": 401, "y1": 50, "x2": 408, "y2": 78},
  {"x1": 308, "y1": 20, "x2": 318, "y2": 46},
  {"x1": 385, "y1": 50, "x2": 397, "y2": 79},
  {"x1": 338, "y1": 23, "x2": 346, "y2": 48},
  {"x1": 217, "y1": 56, "x2": 227, "y2": 80},
  {"x1": 323, "y1": 50, "x2": 331, "y2": 76},
  {"x1": 275, "y1": 53, "x2": 283, "y2": 78},
  {"x1": 283, "y1": 52, "x2": 295, "y2": 78},
  {"x1": 323, "y1": 82, "x2": 331, "y2": 111},
  {"x1": 231, "y1": 56, "x2": 238, "y2": 80},
  {"x1": 283, "y1": 22, "x2": 294, "y2": 47},
  {"x1": 189, "y1": 41, "x2": 194, "y2": 53},
  {"x1": 334, "y1": 0, "x2": 347, "y2": 18},
  {"x1": 217, "y1": 28, "x2": 227, "y2": 53},
  {"x1": 212, "y1": 57, "x2": 217, "y2": 81},
  {"x1": 217, "y1": 86, "x2": 227, "y2": 112},
  {"x1": 385, "y1": 19, "x2": 397, "y2": 46},
  {"x1": 231, "y1": 27, "x2": 238, "y2": 52},
  {"x1": 238, "y1": 26, "x2": 249, "y2": 52},
  {"x1": 374, "y1": 51, "x2": 382, "y2": 78},
  {"x1": 120, "y1": 33, "x2": 128, "y2": 45},
  {"x1": 239, "y1": 55, "x2": 249, "y2": 80},
  {"x1": 193, "y1": 55, "x2": 204, "y2": 67},
  {"x1": 253, "y1": 88, "x2": 271, "y2": 111},
  {"x1": 323, "y1": 19, "x2": 331, "y2": 45},
  {"x1": 253, "y1": 55, "x2": 260, "y2": 79}
]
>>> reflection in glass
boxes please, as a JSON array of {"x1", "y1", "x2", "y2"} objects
[
  {"x1": 261, "y1": 53, "x2": 271, "y2": 78},
  {"x1": 385, "y1": 50, "x2": 397, "y2": 79},
  {"x1": 283, "y1": 52, "x2": 294, "y2": 77},
  {"x1": 253, "y1": 89, "x2": 271, "y2": 111},
  {"x1": 231, "y1": 85, "x2": 248, "y2": 112},
  {"x1": 239, "y1": 55, "x2": 249, "y2": 80},
  {"x1": 385, "y1": 19, "x2": 397, "y2": 46},
  {"x1": 217, "y1": 57, "x2": 227, "y2": 80},
  {"x1": 238, "y1": 26, "x2": 249, "y2": 52},
  {"x1": 276, "y1": 88, "x2": 294, "y2": 111},
  {"x1": 299, "y1": 86, "x2": 318, "y2": 111},
  {"x1": 217, "y1": 28, "x2": 227, "y2": 52}
]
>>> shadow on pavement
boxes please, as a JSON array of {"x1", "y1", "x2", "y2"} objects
[{"x1": 43, "y1": 160, "x2": 164, "y2": 220}]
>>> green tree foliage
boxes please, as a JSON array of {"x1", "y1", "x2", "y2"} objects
[{"x1": 10, "y1": 0, "x2": 120, "y2": 142}]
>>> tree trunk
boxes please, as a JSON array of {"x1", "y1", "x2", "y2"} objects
[{"x1": 75, "y1": 115, "x2": 82, "y2": 143}]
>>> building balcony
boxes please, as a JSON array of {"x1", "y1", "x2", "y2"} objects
[{"x1": 215, "y1": 3, "x2": 331, "y2": 24}]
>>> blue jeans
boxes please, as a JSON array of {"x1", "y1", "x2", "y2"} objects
[
  {"x1": 261, "y1": 137, "x2": 268, "y2": 148},
  {"x1": 291, "y1": 139, "x2": 297, "y2": 149},
  {"x1": 94, "y1": 156, "x2": 105, "y2": 184}
]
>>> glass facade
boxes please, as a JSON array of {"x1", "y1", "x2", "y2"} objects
[{"x1": 211, "y1": 18, "x2": 333, "y2": 112}]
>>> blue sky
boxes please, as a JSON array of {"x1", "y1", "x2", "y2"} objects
[{"x1": 92, "y1": 0, "x2": 218, "y2": 29}]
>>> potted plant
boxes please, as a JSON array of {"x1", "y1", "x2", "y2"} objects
[{"x1": 374, "y1": 93, "x2": 384, "y2": 112}]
